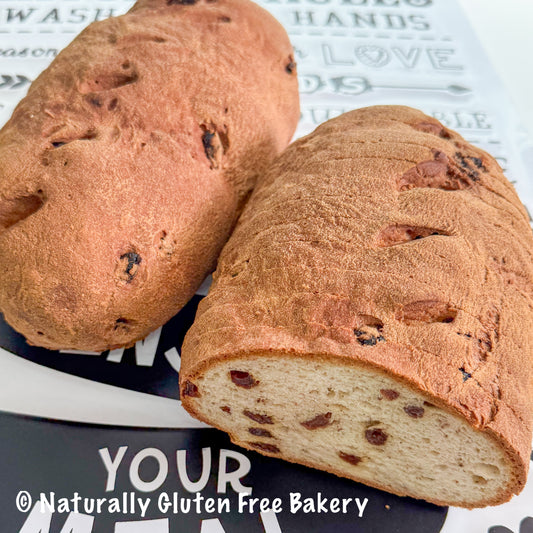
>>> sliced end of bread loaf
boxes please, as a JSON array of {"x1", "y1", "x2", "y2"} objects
[{"x1": 182, "y1": 355, "x2": 521, "y2": 508}]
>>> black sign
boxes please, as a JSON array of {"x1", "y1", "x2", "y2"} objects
[{"x1": 0, "y1": 410, "x2": 448, "y2": 532}]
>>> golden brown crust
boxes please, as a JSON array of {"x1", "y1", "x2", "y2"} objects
[
  {"x1": 0, "y1": 0, "x2": 299, "y2": 350},
  {"x1": 180, "y1": 105, "x2": 533, "y2": 507}
]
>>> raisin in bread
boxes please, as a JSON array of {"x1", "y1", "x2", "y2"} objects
[{"x1": 180, "y1": 106, "x2": 533, "y2": 508}]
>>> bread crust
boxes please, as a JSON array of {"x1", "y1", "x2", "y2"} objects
[
  {"x1": 180, "y1": 106, "x2": 533, "y2": 507},
  {"x1": 0, "y1": 0, "x2": 299, "y2": 350}
]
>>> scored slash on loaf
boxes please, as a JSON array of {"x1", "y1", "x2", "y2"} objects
[
  {"x1": 0, "y1": 0, "x2": 299, "y2": 351},
  {"x1": 180, "y1": 105, "x2": 533, "y2": 508}
]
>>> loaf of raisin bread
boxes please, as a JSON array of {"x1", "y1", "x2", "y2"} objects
[
  {"x1": 0, "y1": 0, "x2": 299, "y2": 351},
  {"x1": 180, "y1": 106, "x2": 533, "y2": 508}
]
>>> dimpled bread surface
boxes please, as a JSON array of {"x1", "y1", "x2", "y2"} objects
[
  {"x1": 0, "y1": 0, "x2": 299, "y2": 351},
  {"x1": 180, "y1": 106, "x2": 533, "y2": 508}
]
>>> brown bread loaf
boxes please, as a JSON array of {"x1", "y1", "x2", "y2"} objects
[
  {"x1": 0, "y1": 0, "x2": 299, "y2": 351},
  {"x1": 180, "y1": 106, "x2": 533, "y2": 508}
]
